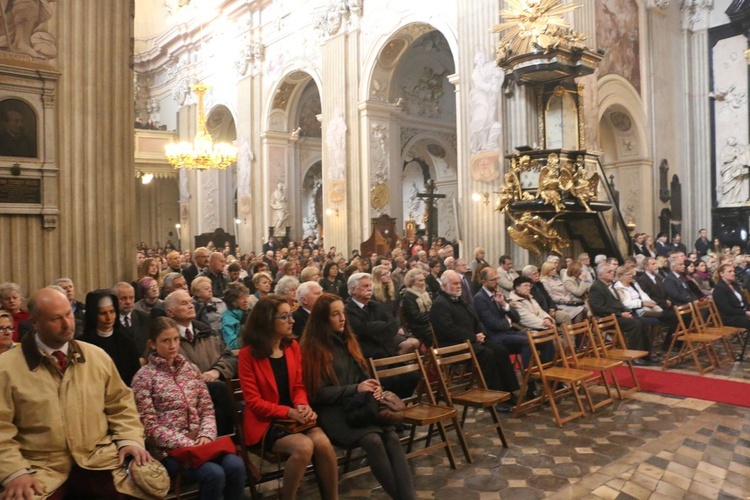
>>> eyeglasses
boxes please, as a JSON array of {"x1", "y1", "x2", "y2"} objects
[
  {"x1": 0, "y1": 326, "x2": 13, "y2": 332},
  {"x1": 148, "y1": 285, "x2": 159, "y2": 290},
  {"x1": 274, "y1": 313, "x2": 294, "y2": 321}
]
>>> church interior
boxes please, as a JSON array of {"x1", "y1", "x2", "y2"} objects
[{"x1": 1, "y1": 0, "x2": 750, "y2": 498}]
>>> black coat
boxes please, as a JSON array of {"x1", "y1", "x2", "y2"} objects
[
  {"x1": 429, "y1": 291, "x2": 484, "y2": 346},
  {"x1": 589, "y1": 280, "x2": 629, "y2": 317},
  {"x1": 120, "y1": 309, "x2": 151, "y2": 357},
  {"x1": 344, "y1": 298, "x2": 399, "y2": 359},
  {"x1": 531, "y1": 282, "x2": 557, "y2": 312},
  {"x1": 292, "y1": 307, "x2": 309, "y2": 338},
  {"x1": 712, "y1": 279, "x2": 750, "y2": 327},
  {"x1": 473, "y1": 289, "x2": 521, "y2": 339},
  {"x1": 400, "y1": 290, "x2": 433, "y2": 345},
  {"x1": 637, "y1": 273, "x2": 670, "y2": 310},
  {"x1": 663, "y1": 272, "x2": 697, "y2": 305}
]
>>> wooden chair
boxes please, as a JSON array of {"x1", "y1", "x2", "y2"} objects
[
  {"x1": 513, "y1": 326, "x2": 594, "y2": 427},
  {"x1": 697, "y1": 298, "x2": 746, "y2": 363},
  {"x1": 368, "y1": 352, "x2": 472, "y2": 468},
  {"x1": 428, "y1": 341, "x2": 510, "y2": 448},
  {"x1": 590, "y1": 315, "x2": 648, "y2": 399},
  {"x1": 225, "y1": 378, "x2": 290, "y2": 500},
  {"x1": 561, "y1": 321, "x2": 623, "y2": 409},
  {"x1": 662, "y1": 303, "x2": 722, "y2": 375}
]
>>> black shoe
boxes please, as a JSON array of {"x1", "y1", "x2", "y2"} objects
[
  {"x1": 633, "y1": 358, "x2": 651, "y2": 367},
  {"x1": 646, "y1": 354, "x2": 661, "y2": 364},
  {"x1": 495, "y1": 402, "x2": 514, "y2": 413},
  {"x1": 507, "y1": 394, "x2": 519, "y2": 406},
  {"x1": 526, "y1": 387, "x2": 539, "y2": 399}
]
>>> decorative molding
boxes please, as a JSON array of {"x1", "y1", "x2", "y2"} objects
[
  {"x1": 370, "y1": 122, "x2": 389, "y2": 216},
  {"x1": 0, "y1": 0, "x2": 58, "y2": 59},
  {"x1": 235, "y1": 36, "x2": 265, "y2": 77},
  {"x1": 646, "y1": 0, "x2": 671, "y2": 11},
  {"x1": 681, "y1": 0, "x2": 714, "y2": 30},
  {"x1": 314, "y1": 0, "x2": 363, "y2": 37}
]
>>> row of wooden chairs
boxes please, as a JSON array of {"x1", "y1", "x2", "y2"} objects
[
  {"x1": 663, "y1": 298, "x2": 746, "y2": 374},
  {"x1": 221, "y1": 340, "x2": 511, "y2": 499},
  {"x1": 514, "y1": 315, "x2": 650, "y2": 427}
]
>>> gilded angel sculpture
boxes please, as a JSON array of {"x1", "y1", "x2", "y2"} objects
[{"x1": 569, "y1": 160, "x2": 599, "y2": 212}]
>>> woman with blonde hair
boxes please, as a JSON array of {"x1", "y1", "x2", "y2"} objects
[
  {"x1": 371, "y1": 265, "x2": 398, "y2": 317},
  {"x1": 562, "y1": 261, "x2": 590, "y2": 301}
]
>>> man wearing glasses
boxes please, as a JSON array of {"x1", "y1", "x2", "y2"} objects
[{"x1": 164, "y1": 290, "x2": 237, "y2": 434}]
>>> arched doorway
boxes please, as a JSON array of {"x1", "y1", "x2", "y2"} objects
[
  {"x1": 265, "y1": 71, "x2": 322, "y2": 242},
  {"x1": 205, "y1": 104, "x2": 238, "y2": 234},
  {"x1": 361, "y1": 24, "x2": 457, "y2": 242}
]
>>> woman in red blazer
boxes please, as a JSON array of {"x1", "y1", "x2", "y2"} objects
[{"x1": 238, "y1": 295, "x2": 338, "y2": 500}]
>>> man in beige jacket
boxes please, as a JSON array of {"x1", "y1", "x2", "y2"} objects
[{"x1": 0, "y1": 288, "x2": 154, "y2": 499}]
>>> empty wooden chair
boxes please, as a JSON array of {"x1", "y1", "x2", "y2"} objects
[
  {"x1": 428, "y1": 341, "x2": 510, "y2": 448},
  {"x1": 662, "y1": 303, "x2": 722, "y2": 375},
  {"x1": 693, "y1": 298, "x2": 743, "y2": 365},
  {"x1": 368, "y1": 352, "x2": 472, "y2": 468},
  {"x1": 590, "y1": 315, "x2": 648, "y2": 399},
  {"x1": 514, "y1": 326, "x2": 594, "y2": 427},
  {"x1": 707, "y1": 298, "x2": 750, "y2": 361},
  {"x1": 562, "y1": 321, "x2": 623, "y2": 409}
]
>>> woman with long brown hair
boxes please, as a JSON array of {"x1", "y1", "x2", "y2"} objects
[
  {"x1": 300, "y1": 293, "x2": 416, "y2": 500},
  {"x1": 134, "y1": 257, "x2": 162, "y2": 300},
  {"x1": 238, "y1": 295, "x2": 338, "y2": 500}
]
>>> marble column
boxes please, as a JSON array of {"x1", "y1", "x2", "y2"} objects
[
  {"x1": 682, "y1": 3, "x2": 713, "y2": 241},
  {"x1": 456, "y1": 0, "x2": 507, "y2": 265},
  {"x1": 0, "y1": 0, "x2": 136, "y2": 294}
]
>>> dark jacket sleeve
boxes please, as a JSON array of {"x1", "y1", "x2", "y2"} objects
[
  {"x1": 473, "y1": 292, "x2": 516, "y2": 335},
  {"x1": 401, "y1": 293, "x2": 432, "y2": 342},
  {"x1": 713, "y1": 280, "x2": 749, "y2": 322},
  {"x1": 589, "y1": 281, "x2": 627, "y2": 316},
  {"x1": 429, "y1": 296, "x2": 474, "y2": 344},
  {"x1": 345, "y1": 301, "x2": 398, "y2": 357},
  {"x1": 663, "y1": 274, "x2": 693, "y2": 305}
]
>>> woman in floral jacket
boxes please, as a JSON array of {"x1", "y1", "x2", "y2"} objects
[{"x1": 132, "y1": 317, "x2": 246, "y2": 500}]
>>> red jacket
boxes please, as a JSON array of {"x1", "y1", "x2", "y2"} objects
[{"x1": 238, "y1": 341, "x2": 309, "y2": 446}]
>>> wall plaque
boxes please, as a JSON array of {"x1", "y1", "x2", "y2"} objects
[{"x1": 0, "y1": 177, "x2": 41, "y2": 204}]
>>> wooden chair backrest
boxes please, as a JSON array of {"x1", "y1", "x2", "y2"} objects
[
  {"x1": 591, "y1": 314, "x2": 631, "y2": 353},
  {"x1": 562, "y1": 321, "x2": 599, "y2": 366},
  {"x1": 429, "y1": 341, "x2": 488, "y2": 403},
  {"x1": 368, "y1": 351, "x2": 435, "y2": 405},
  {"x1": 525, "y1": 326, "x2": 568, "y2": 374},
  {"x1": 673, "y1": 303, "x2": 695, "y2": 334}
]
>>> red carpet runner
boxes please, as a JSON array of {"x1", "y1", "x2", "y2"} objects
[{"x1": 612, "y1": 366, "x2": 750, "y2": 408}]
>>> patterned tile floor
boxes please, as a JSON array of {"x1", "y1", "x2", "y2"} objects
[{"x1": 254, "y1": 359, "x2": 750, "y2": 499}]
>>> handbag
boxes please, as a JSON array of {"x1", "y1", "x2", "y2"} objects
[
  {"x1": 377, "y1": 390, "x2": 405, "y2": 425},
  {"x1": 271, "y1": 418, "x2": 317, "y2": 434},
  {"x1": 166, "y1": 435, "x2": 237, "y2": 469},
  {"x1": 343, "y1": 390, "x2": 405, "y2": 426}
]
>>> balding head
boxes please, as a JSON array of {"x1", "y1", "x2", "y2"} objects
[
  {"x1": 28, "y1": 288, "x2": 75, "y2": 349},
  {"x1": 209, "y1": 252, "x2": 226, "y2": 273}
]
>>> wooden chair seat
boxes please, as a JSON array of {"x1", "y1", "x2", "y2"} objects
[
  {"x1": 514, "y1": 327, "x2": 594, "y2": 427},
  {"x1": 427, "y1": 341, "x2": 510, "y2": 448},
  {"x1": 663, "y1": 304, "x2": 721, "y2": 375},
  {"x1": 369, "y1": 352, "x2": 472, "y2": 469},
  {"x1": 451, "y1": 388, "x2": 509, "y2": 407},
  {"x1": 591, "y1": 315, "x2": 647, "y2": 399}
]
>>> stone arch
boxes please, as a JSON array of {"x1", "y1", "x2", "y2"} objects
[
  {"x1": 358, "y1": 22, "x2": 458, "y2": 240},
  {"x1": 597, "y1": 74, "x2": 653, "y2": 234},
  {"x1": 262, "y1": 70, "x2": 323, "y2": 241}
]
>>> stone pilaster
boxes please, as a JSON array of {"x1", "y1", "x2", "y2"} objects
[
  {"x1": 456, "y1": 0, "x2": 506, "y2": 265},
  {"x1": 41, "y1": 0, "x2": 134, "y2": 291}
]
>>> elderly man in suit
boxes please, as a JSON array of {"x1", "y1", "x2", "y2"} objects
[
  {"x1": 431, "y1": 270, "x2": 519, "y2": 412},
  {"x1": 589, "y1": 263, "x2": 657, "y2": 365},
  {"x1": 636, "y1": 257, "x2": 678, "y2": 349},
  {"x1": 292, "y1": 281, "x2": 323, "y2": 337},
  {"x1": 663, "y1": 257, "x2": 698, "y2": 306}
]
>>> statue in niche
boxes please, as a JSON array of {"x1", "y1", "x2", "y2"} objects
[
  {"x1": 326, "y1": 111, "x2": 347, "y2": 181},
  {"x1": 469, "y1": 50, "x2": 503, "y2": 154},
  {"x1": 0, "y1": 0, "x2": 57, "y2": 59},
  {"x1": 718, "y1": 137, "x2": 750, "y2": 206},
  {"x1": 270, "y1": 182, "x2": 289, "y2": 235}
]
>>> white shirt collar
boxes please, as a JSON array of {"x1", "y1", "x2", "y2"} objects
[
  {"x1": 177, "y1": 323, "x2": 193, "y2": 339},
  {"x1": 35, "y1": 334, "x2": 69, "y2": 356},
  {"x1": 351, "y1": 297, "x2": 367, "y2": 309}
]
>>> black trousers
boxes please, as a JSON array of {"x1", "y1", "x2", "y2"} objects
[
  {"x1": 474, "y1": 341, "x2": 520, "y2": 392},
  {"x1": 206, "y1": 380, "x2": 234, "y2": 436},
  {"x1": 616, "y1": 316, "x2": 652, "y2": 353}
]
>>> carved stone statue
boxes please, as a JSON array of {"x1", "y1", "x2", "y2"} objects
[
  {"x1": 326, "y1": 111, "x2": 347, "y2": 181},
  {"x1": 270, "y1": 182, "x2": 289, "y2": 234},
  {"x1": 469, "y1": 50, "x2": 503, "y2": 154},
  {"x1": 0, "y1": 0, "x2": 57, "y2": 59},
  {"x1": 718, "y1": 137, "x2": 750, "y2": 206}
]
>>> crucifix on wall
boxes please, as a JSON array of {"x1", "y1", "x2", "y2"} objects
[{"x1": 416, "y1": 179, "x2": 445, "y2": 245}]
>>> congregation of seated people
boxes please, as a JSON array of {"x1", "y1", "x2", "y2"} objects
[{"x1": 2, "y1": 230, "x2": 749, "y2": 499}]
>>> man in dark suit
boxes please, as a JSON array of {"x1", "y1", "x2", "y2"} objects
[
  {"x1": 112, "y1": 282, "x2": 151, "y2": 357},
  {"x1": 589, "y1": 264, "x2": 657, "y2": 364},
  {"x1": 663, "y1": 258, "x2": 698, "y2": 306},
  {"x1": 455, "y1": 258, "x2": 474, "y2": 305},
  {"x1": 637, "y1": 258, "x2": 678, "y2": 349},
  {"x1": 292, "y1": 281, "x2": 322, "y2": 337},
  {"x1": 671, "y1": 234, "x2": 687, "y2": 254},
  {"x1": 345, "y1": 273, "x2": 418, "y2": 398},
  {"x1": 694, "y1": 229, "x2": 710, "y2": 257},
  {"x1": 473, "y1": 267, "x2": 532, "y2": 367},
  {"x1": 712, "y1": 264, "x2": 750, "y2": 329},
  {"x1": 430, "y1": 271, "x2": 520, "y2": 411},
  {"x1": 183, "y1": 246, "x2": 210, "y2": 289},
  {"x1": 655, "y1": 233, "x2": 670, "y2": 257}
]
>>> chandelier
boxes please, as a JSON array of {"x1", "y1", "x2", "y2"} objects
[{"x1": 165, "y1": 83, "x2": 238, "y2": 170}]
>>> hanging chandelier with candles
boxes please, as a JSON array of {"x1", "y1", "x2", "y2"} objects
[{"x1": 165, "y1": 83, "x2": 238, "y2": 170}]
